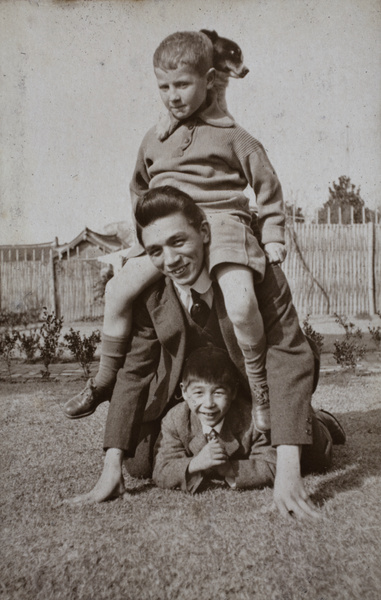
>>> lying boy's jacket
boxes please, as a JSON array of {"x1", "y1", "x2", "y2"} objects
[{"x1": 153, "y1": 397, "x2": 277, "y2": 493}]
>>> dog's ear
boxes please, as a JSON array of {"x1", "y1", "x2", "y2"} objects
[{"x1": 200, "y1": 29, "x2": 219, "y2": 43}]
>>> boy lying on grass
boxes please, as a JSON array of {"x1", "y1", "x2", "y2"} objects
[{"x1": 153, "y1": 346, "x2": 346, "y2": 498}]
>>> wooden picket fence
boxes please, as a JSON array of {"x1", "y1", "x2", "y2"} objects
[
  {"x1": 283, "y1": 222, "x2": 381, "y2": 316},
  {"x1": 0, "y1": 249, "x2": 104, "y2": 321},
  {"x1": 1, "y1": 223, "x2": 380, "y2": 320}
]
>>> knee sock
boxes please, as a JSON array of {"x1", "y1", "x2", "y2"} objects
[
  {"x1": 94, "y1": 334, "x2": 130, "y2": 391},
  {"x1": 239, "y1": 338, "x2": 268, "y2": 404}
]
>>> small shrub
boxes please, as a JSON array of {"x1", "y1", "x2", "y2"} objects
[
  {"x1": 333, "y1": 339, "x2": 366, "y2": 370},
  {"x1": 39, "y1": 308, "x2": 64, "y2": 379},
  {"x1": 302, "y1": 314, "x2": 324, "y2": 354},
  {"x1": 0, "y1": 309, "x2": 41, "y2": 328},
  {"x1": 17, "y1": 328, "x2": 42, "y2": 361},
  {"x1": 333, "y1": 313, "x2": 367, "y2": 370},
  {"x1": 0, "y1": 329, "x2": 19, "y2": 380},
  {"x1": 64, "y1": 328, "x2": 101, "y2": 377}
]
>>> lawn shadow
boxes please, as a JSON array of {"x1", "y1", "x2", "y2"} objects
[{"x1": 310, "y1": 407, "x2": 381, "y2": 504}]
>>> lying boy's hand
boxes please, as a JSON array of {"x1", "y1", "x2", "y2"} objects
[
  {"x1": 188, "y1": 440, "x2": 228, "y2": 474},
  {"x1": 264, "y1": 242, "x2": 287, "y2": 264}
]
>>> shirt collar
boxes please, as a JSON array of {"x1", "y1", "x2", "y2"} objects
[
  {"x1": 159, "y1": 97, "x2": 235, "y2": 140},
  {"x1": 173, "y1": 267, "x2": 212, "y2": 298},
  {"x1": 202, "y1": 419, "x2": 225, "y2": 436}
]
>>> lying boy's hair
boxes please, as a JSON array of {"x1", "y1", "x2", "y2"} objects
[
  {"x1": 135, "y1": 185, "x2": 206, "y2": 244},
  {"x1": 182, "y1": 347, "x2": 239, "y2": 392},
  {"x1": 153, "y1": 31, "x2": 213, "y2": 76}
]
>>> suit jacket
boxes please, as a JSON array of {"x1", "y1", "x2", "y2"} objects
[
  {"x1": 103, "y1": 264, "x2": 316, "y2": 454},
  {"x1": 152, "y1": 398, "x2": 277, "y2": 493}
]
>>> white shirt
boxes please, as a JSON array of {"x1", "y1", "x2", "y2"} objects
[{"x1": 173, "y1": 267, "x2": 214, "y2": 313}]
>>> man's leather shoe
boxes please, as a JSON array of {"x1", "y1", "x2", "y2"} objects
[
  {"x1": 315, "y1": 409, "x2": 346, "y2": 445},
  {"x1": 63, "y1": 379, "x2": 110, "y2": 419}
]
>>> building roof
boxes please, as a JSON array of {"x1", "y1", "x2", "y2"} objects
[{"x1": 0, "y1": 228, "x2": 124, "y2": 261}]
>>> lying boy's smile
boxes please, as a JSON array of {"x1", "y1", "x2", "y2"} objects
[
  {"x1": 181, "y1": 380, "x2": 233, "y2": 428},
  {"x1": 155, "y1": 65, "x2": 215, "y2": 121}
]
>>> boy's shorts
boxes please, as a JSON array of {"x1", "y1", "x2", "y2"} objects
[{"x1": 205, "y1": 211, "x2": 266, "y2": 282}]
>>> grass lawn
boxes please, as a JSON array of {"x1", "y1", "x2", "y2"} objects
[{"x1": 1, "y1": 373, "x2": 380, "y2": 600}]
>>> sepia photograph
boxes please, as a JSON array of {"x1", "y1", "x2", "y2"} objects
[{"x1": 1, "y1": 1, "x2": 380, "y2": 598}]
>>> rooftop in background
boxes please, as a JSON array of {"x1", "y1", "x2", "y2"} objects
[{"x1": 0, "y1": 228, "x2": 125, "y2": 262}]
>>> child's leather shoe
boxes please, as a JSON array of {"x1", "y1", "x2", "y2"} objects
[
  {"x1": 63, "y1": 378, "x2": 110, "y2": 419},
  {"x1": 252, "y1": 384, "x2": 271, "y2": 433}
]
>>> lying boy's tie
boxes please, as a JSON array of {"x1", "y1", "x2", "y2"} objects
[{"x1": 206, "y1": 429, "x2": 219, "y2": 442}]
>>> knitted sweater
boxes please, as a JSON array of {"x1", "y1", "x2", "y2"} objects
[{"x1": 130, "y1": 99, "x2": 285, "y2": 245}]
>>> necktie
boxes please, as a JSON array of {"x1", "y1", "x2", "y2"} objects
[
  {"x1": 190, "y1": 288, "x2": 210, "y2": 328},
  {"x1": 206, "y1": 429, "x2": 219, "y2": 442}
]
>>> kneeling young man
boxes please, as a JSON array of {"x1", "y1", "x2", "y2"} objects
[{"x1": 69, "y1": 186, "x2": 345, "y2": 520}]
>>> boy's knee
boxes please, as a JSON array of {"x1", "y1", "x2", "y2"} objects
[{"x1": 226, "y1": 295, "x2": 260, "y2": 329}]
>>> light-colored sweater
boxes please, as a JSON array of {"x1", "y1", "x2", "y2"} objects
[{"x1": 130, "y1": 100, "x2": 285, "y2": 246}]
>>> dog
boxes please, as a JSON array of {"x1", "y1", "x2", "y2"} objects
[{"x1": 156, "y1": 29, "x2": 249, "y2": 141}]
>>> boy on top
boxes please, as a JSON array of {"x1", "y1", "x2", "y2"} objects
[
  {"x1": 65, "y1": 30, "x2": 287, "y2": 432},
  {"x1": 153, "y1": 346, "x2": 342, "y2": 495}
]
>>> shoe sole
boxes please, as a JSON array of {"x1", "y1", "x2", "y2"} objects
[
  {"x1": 64, "y1": 408, "x2": 96, "y2": 419},
  {"x1": 317, "y1": 409, "x2": 346, "y2": 445}
]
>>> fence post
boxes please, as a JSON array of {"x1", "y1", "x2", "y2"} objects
[
  {"x1": 367, "y1": 221, "x2": 376, "y2": 315},
  {"x1": 50, "y1": 248, "x2": 58, "y2": 316}
]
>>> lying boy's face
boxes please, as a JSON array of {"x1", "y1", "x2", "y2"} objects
[
  {"x1": 155, "y1": 64, "x2": 215, "y2": 121},
  {"x1": 181, "y1": 380, "x2": 234, "y2": 428}
]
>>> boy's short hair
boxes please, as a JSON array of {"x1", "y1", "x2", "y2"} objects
[
  {"x1": 153, "y1": 31, "x2": 213, "y2": 76},
  {"x1": 135, "y1": 185, "x2": 206, "y2": 245},
  {"x1": 182, "y1": 347, "x2": 240, "y2": 392}
]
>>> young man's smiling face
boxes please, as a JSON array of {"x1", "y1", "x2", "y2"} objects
[
  {"x1": 154, "y1": 64, "x2": 215, "y2": 121},
  {"x1": 141, "y1": 212, "x2": 210, "y2": 287},
  {"x1": 181, "y1": 380, "x2": 233, "y2": 428}
]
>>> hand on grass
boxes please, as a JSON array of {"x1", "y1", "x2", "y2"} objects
[
  {"x1": 264, "y1": 242, "x2": 287, "y2": 264},
  {"x1": 66, "y1": 448, "x2": 125, "y2": 505},
  {"x1": 188, "y1": 440, "x2": 228, "y2": 474},
  {"x1": 274, "y1": 445, "x2": 320, "y2": 522}
]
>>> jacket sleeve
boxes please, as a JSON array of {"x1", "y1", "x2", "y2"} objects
[
  {"x1": 256, "y1": 264, "x2": 316, "y2": 446},
  {"x1": 152, "y1": 413, "x2": 204, "y2": 494},
  {"x1": 103, "y1": 297, "x2": 161, "y2": 455},
  {"x1": 229, "y1": 431, "x2": 277, "y2": 489}
]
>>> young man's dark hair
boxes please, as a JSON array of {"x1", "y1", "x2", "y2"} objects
[{"x1": 135, "y1": 185, "x2": 206, "y2": 245}]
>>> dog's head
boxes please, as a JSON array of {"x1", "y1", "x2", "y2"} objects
[{"x1": 200, "y1": 29, "x2": 249, "y2": 79}]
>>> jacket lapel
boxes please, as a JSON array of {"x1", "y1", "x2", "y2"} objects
[
  {"x1": 151, "y1": 278, "x2": 187, "y2": 358},
  {"x1": 188, "y1": 412, "x2": 208, "y2": 456},
  {"x1": 187, "y1": 408, "x2": 243, "y2": 458}
]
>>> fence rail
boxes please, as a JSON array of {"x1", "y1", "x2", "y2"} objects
[{"x1": 1, "y1": 223, "x2": 380, "y2": 320}]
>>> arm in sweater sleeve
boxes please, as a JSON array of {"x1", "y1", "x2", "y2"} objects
[
  {"x1": 236, "y1": 132, "x2": 285, "y2": 245},
  {"x1": 129, "y1": 130, "x2": 152, "y2": 213}
]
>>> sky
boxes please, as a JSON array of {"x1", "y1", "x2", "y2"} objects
[{"x1": 1, "y1": 0, "x2": 380, "y2": 245}]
